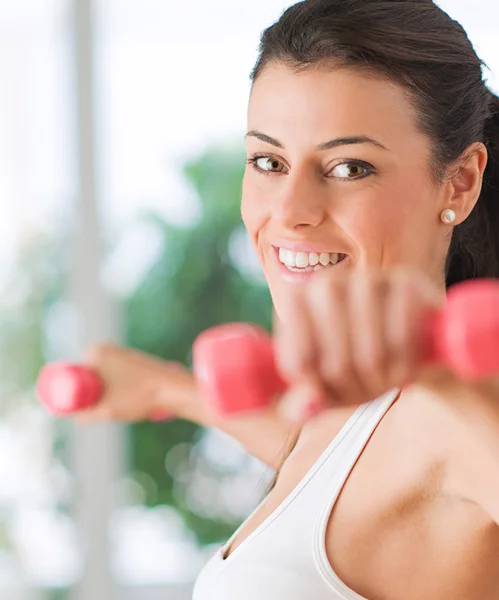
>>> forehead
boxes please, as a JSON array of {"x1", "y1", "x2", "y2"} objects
[{"x1": 247, "y1": 64, "x2": 422, "y2": 148}]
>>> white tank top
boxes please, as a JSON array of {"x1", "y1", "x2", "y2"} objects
[{"x1": 192, "y1": 388, "x2": 399, "y2": 600}]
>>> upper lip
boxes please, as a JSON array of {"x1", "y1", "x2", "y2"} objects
[{"x1": 271, "y1": 239, "x2": 348, "y2": 255}]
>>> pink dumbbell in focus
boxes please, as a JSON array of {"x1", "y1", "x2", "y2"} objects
[{"x1": 36, "y1": 279, "x2": 499, "y2": 418}]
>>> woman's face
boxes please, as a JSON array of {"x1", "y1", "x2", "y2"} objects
[{"x1": 241, "y1": 64, "x2": 452, "y2": 320}]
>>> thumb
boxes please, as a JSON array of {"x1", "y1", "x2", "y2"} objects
[{"x1": 276, "y1": 375, "x2": 329, "y2": 424}]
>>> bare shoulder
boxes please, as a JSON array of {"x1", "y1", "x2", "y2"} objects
[
  {"x1": 404, "y1": 384, "x2": 499, "y2": 525},
  {"x1": 438, "y1": 407, "x2": 499, "y2": 531},
  {"x1": 298, "y1": 404, "x2": 359, "y2": 448}
]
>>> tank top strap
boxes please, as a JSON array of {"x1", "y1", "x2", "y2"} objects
[
  {"x1": 218, "y1": 388, "x2": 400, "y2": 565},
  {"x1": 309, "y1": 388, "x2": 400, "y2": 597},
  {"x1": 304, "y1": 387, "x2": 400, "y2": 494}
]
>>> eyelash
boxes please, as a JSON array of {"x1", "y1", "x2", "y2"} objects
[{"x1": 246, "y1": 153, "x2": 376, "y2": 181}]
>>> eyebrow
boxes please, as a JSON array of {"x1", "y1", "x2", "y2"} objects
[{"x1": 245, "y1": 130, "x2": 388, "y2": 151}]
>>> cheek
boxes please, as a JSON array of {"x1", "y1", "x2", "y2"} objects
[
  {"x1": 380, "y1": 177, "x2": 438, "y2": 239},
  {"x1": 241, "y1": 174, "x2": 267, "y2": 244},
  {"x1": 348, "y1": 180, "x2": 437, "y2": 259},
  {"x1": 335, "y1": 181, "x2": 427, "y2": 248}
]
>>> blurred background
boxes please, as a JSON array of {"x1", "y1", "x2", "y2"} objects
[{"x1": 0, "y1": 1, "x2": 498, "y2": 599}]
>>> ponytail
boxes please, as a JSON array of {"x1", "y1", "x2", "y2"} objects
[{"x1": 445, "y1": 91, "x2": 499, "y2": 288}]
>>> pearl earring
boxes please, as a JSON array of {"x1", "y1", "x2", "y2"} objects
[{"x1": 440, "y1": 209, "x2": 456, "y2": 225}]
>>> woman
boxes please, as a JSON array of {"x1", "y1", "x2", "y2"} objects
[{"x1": 78, "y1": 1, "x2": 499, "y2": 598}]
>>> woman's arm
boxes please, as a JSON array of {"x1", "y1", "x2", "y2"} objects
[
  {"x1": 168, "y1": 381, "x2": 301, "y2": 470},
  {"x1": 78, "y1": 342, "x2": 301, "y2": 471}
]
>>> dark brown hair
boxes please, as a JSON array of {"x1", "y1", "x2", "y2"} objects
[
  {"x1": 250, "y1": 0, "x2": 499, "y2": 290},
  {"x1": 251, "y1": 0, "x2": 499, "y2": 492}
]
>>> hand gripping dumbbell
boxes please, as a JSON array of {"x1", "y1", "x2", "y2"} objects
[
  {"x1": 36, "y1": 279, "x2": 499, "y2": 418},
  {"x1": 36, "y1": 362, "x2": 174, "y2": 421},
  {"x1": 192, "y1": 278, "x2": 499, "y2": 415}
]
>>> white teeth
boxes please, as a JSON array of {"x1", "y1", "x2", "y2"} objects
[
  {"x1": 295, "y1": 252, "x2": 309, "y2": 268},
  {"x1": 279, "y1": 248, "x2": 297, "y2": 267},
  {"x1": 309, "y1": 252, "x2": 319, "y2": 266},
  {"x1": 319, "y1": 252, "x2": 330, "y2": 266},
  {"x1": 278, "y1": 247, "x2": 346, "y2": 270}
]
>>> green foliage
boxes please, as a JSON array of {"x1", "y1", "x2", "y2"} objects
[{"x1": 126, "y1": 145, "x2": 273, "y2": 545}]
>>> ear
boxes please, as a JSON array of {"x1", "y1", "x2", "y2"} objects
[{"x1": 444, "y1": 142, "x2": 488, "y2": 221}]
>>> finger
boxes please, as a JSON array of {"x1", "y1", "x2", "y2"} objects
[
  {"x1": 276, "y1": 379, "x2": 328, "y2": 424},
  {"x1": 348, "y1": 271, "x2": 390, "y2": 398},
  {"x1": 272, "y1": 285, "x2": 318, "y2": 384},
  {"x1": 384, "y1": 273, "x2": 420, "y2": 387},
  {"x1": 386, "y1": 269, "x2": 442, "y2": 387},
  {"x1": 307, "y1": 272, "x2": 366, "y2": 405}
]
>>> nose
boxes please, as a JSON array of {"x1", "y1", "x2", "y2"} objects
[{"x1": 272, "y1": 174, "x2": 326, "y2": 230}]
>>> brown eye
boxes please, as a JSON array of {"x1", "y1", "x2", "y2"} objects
[
  {"x1": 330, "y1": 161, "x2": 371, "y2": 179},
  {"x1": 256, "y1": 156, "x2": 285, "y2": 172}
]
